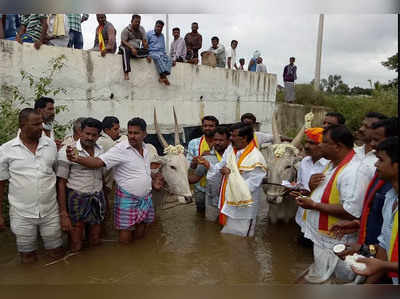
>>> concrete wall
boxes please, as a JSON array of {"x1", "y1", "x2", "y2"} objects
[
  {"x1": 0, "y1": 40, "x2": 278, "y2": 137},
  {"x1": 275, "y1": 102, "x2": 331, "y2": 136}
]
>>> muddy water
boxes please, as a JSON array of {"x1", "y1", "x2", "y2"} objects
[{"x1": 0, "y1": 198, "x2": 312, "y2": 285}]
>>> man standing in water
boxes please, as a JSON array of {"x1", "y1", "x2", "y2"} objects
[
  {"x1": 186, "y1": 115, "x2": 219, "y2": 214},
  {"x1": 57, "y1": 118, "x2": 106, "y2": 252},
  {"x1": 66, "y1": 118, "x2": 158, "y2": 244},
  {"x1": 207, "y1": 123, "x2": 267, "y2": 237},
  {"x1": 0, "y1": 108, "x2": 64, "y2": 263},
  {"x1": 189, "y1": 126, "x2": 231, "y2": 221}
]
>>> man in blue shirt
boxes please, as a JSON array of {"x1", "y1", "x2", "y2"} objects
[{"x1": 146, "y1": 20, "x2": 172, "y2": 86}]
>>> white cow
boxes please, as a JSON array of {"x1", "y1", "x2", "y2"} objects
[
  {"x1": 260, "y1": 111, "x2": 308, "y2": 224},
  {"x1": 150, "y1": 108, "x2": 192, "y2": 209}
]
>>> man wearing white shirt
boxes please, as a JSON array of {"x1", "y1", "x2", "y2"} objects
[
  {"x1": 206, "y1": 36, "x2": 226, "y2": 68},
  {"x1": 97, "y1": 116, "x2": 127, "y2": 192},
  {"x1": 227, "y1": 40, "x2": 238, "y2": 70},
  {"x1": 0, "y1": 108, "x2": 64, "y2": 263},
  {"x1": 66, "y1": 118, "x2": 157, "y2": 244},
  {"x1": 255, "y1": 57, "x2": 267, "y2": 73},
  {"x1": 170, "y1": 27, "x2": 187, "y2": 65},
  {"x1": 296, "y1": 125, "x2": 365, "y2": 283},
  {"x1": 354, "y1": 112, "x2": 387, "y2": 207},
  {"x1": 206, "y1": 123, "x2": 267, "y2": 237},
  {"x1": 294, "y1": 128, "x2": 329, "y2": 239},
  {"x1": 57, "y1": 118, "x2": 106, "y2": 252}
]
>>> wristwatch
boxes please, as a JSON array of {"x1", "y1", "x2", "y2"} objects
[
  {"x1": 368, "y1": 244, "x2": 377, "y2": 257},
  {"x1": 358, "y1": 244, "x2": 377, "y2": 257}
]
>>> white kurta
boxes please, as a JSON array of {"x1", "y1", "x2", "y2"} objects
[
  {"x1": 295, "y1": 156, "x2": 329, "y2": 232},
  {"x1": 207, "y1": 145, "x2": 266, "y2": 237}
]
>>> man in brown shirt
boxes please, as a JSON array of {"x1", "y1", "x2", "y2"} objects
[
  {"x1": 184, "y1": 22, "x2": 202, "y2": 65},
  {"x1": 91, "y1": 14, "x2": 116, "y2": 56}
]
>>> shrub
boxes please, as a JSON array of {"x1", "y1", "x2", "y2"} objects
[{"x1": 278, "y1": 84, "x2": 397, "y2": 132}]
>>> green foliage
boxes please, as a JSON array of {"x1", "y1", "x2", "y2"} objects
[
  {"x1": 381, "y1": 52, "x2": 398, "y2": 72},
  {"x1": 0, "y1": 85, "x2": 29, "y2": 145},
  {"x1": 278, "y1": 84, "x2": 397, "y2": 133}
]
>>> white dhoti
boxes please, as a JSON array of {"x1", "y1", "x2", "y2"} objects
[{"x1": 284, "y1": 81, "x2": 296, "y2": 102}]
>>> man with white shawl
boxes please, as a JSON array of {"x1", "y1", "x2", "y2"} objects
[{"x1": 206, "y1": 123, "x2": 267, "y2": 237}]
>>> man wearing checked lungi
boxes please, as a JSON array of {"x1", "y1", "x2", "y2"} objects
[
  {"x1": 57, "y1": 117, "x2": 107, "y2": 252},
  {"x1": 66, "y1": 117, "x2": 160, "y2": 244}
]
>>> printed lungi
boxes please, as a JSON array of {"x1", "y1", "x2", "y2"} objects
[
  {"x1": 114, "y1": 185, "x2": 155, "y2": 230},
  {"x1": 67, "y1": 189, "x2": 106, "y2": 225}
]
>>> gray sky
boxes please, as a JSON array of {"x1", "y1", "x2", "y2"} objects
[{"x1": 81, "y1": 14, "x2": 397, "y2": 88}]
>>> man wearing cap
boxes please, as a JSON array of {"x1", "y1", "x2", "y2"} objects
[{"x1": 293, "y1": 128, "x2": 329, "y2": 246}]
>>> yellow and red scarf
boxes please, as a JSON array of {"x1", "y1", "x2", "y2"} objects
[
  {"x1": 318, "y1": 150, "x2": 355, "y2": 235},
  {"x1": 357, "y1": 173, "x2": 385, "y2": 244},
  {"x1": 97, "y1": 25, "x2": 106, "y2": 52},
  {"x1": 251, "y1": 133, "x2": 259, "y2": 148},
  {"x1": 198, "y1": 136, "x2": 211, "y2": 188},
  {"x1": 219, "y1": 141, "x2": 262, "y2": 226},
  {"x1": 388, "y1": 209, "x2": 398, "y2": 278}
]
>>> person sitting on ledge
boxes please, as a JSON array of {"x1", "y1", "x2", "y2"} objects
[
  {"x1": 146, "y1": 20, "x2": 172, "y2": 86},
  {"x1": 90, "y1": 14, "x2": 116, "y2": 57}
]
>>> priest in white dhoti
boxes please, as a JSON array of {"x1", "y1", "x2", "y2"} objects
[{"x1": 206, "y1": 123, "x2": 267, "y2": 237}]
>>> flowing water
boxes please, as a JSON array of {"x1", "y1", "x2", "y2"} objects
[{"x1": 0, "y1": 197, "x2": 312, "y2": 285}]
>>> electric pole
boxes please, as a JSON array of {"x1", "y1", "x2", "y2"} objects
[{"x1": 314, "y1": 14, "x2": 324, "y2": 91}]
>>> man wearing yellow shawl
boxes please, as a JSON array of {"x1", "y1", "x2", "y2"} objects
[
  {"x1": 190, "y1": 126, "x2": 231, "y2": 222},
  {"x1": 296, "y1": 125, "x2": 364, "y2": 283},
  {"x1": 90, "y1": 14, "x2": 117, "y2": 56},
  {"x1": 186, "y1": 116, "x2": 219, "y2": 214},
  {"x1": 207, "y1": 123, "x2": 267, "y2": 237}
]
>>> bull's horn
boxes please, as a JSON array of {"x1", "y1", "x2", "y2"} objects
[
  {"x1": 173, "y1": 106, "x2": 180, "y2": 145},
  {"x1": 154, "y1": 108, "x2": 169, "y2": 148},
  {"x1": 291, "y1": 124, "x2": 305, "y2": 148},
  {"x1": 271, "y1": 110, "x2": 281, "y2": 144}
]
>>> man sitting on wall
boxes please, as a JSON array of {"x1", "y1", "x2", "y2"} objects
[
  {"x1": 90, "y1": 14, "x2": 116, "y2": 56},
  {"x1": 119, "y1": 14, "x2": 148, "y2": 80},
  {"x1": 146, "y1": 20, "x2": 172, "y2": 86}
]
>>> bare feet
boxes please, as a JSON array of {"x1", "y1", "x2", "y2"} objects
[
  {"x1": 146, "y1": 56, "x2": 152, "y2": 63},
  {"x1": 159, "y1": 77, "x2": 170, "y2": 86},
  {"x1": 124, "y1": 73, "x2": 129, "y2": 80}
]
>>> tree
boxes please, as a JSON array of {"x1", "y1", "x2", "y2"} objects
[{"x1": 381, "y1": 53, "x2": 398, "y2": 72}]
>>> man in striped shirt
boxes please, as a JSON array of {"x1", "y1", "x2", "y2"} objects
[
  {"x1": 16, "y1": 14, "x2": 48, "y2": 50},
  {"x1": 66, "y1": 13, "x2": 88, "y2": 49}
]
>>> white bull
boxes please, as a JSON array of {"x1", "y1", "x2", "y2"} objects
[
  {"x1": 260, "y1": 112, "x2": 305, "y2": 224},
  {"x1": 150, "y1": 108, "x2": 192, "y2": 209}
]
